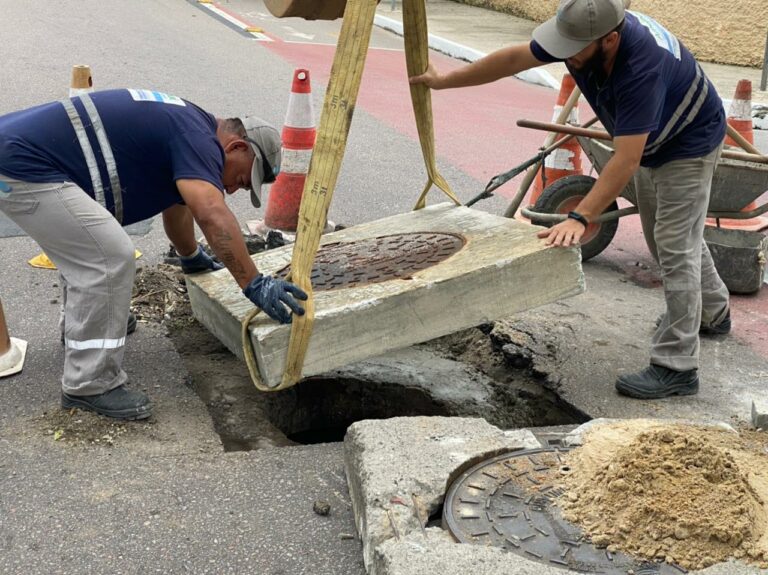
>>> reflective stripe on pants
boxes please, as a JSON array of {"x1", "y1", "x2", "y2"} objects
[
  {"x1": 0, "y1": 176, "x2": 134, "y2": 395},
  {"x1": 634, "y1": 145, "x2": 730, "y2": 372}
]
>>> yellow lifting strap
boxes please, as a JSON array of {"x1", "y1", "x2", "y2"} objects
[
  {"x1": 242, "y1": 0, "x2": 458, "y2": 392},
  {"x1": 402, "y1": 0, "x2": 461, "y2": 210}
]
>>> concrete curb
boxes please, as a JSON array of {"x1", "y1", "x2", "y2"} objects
[{"x1": 373, "y1": 14, "x2": 560, "y2": 90}]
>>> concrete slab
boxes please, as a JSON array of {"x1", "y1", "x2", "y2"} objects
[
  {"x1": 752, "y1": 398, "x2": 768, "y2": 429},
  {"x1": 187, "y1": 203, "x2": 584, "y2": 389},
  {"x1": 345, "y1": 417, "x2": 763, "y2": 575},
  {"x1": 343, "y1": 416, "x2": 542, "y2": 570}
]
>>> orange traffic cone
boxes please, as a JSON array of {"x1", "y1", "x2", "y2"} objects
[
  {"x1": 708, "y1": 79, "x2": 768, "y2": 231},
  {"x1": 724, "y1": 79, "x2": 753, "y2": 147},
  {"x1": 530, "y1": 74, "x2": 583, "y2": 204},
  {"x1": 69, "y1": 64, "x2": 93, "y2": 97},
  {"x1": 263, "y1": 69, "x2": 317, "y2": 233}
]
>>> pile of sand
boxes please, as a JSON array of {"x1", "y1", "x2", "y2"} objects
[{"x1": 558, "y1": 421, "x2": 768, "y2": 570}]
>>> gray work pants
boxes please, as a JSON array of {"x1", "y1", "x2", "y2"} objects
[
  {"x1": 0, "y1": 176, "x2": 134, "y2": 395},
  {"x1": 634, "y1": 145, "x2": 730, "y2": 372}
]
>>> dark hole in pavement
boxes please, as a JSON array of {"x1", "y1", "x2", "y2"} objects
[
  {"x1": 276, "y1": 377, "x2": 462, "y2": 444},
  {"x1": 140, "y1": 251, "x2": 586, "y2": 452},
  {"x1": 426, "y1": 504, "x2": 444, "y2": 529},
  {"x1": 165, "y1": 307, "x2": 586, "y2": 451}
]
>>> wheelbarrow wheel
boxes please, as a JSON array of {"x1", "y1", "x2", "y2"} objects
[{"x1": 531, "y1": 175, "x2": 619, "y2": 262}]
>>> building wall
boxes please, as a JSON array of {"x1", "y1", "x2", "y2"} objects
[{"x1": 456, "y1": 0, "x2": 768, "y2": 67}]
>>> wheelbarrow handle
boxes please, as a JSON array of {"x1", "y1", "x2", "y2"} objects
[
  {"x1": 517, "y1": 119, "x2": 768, "y2": 165},
  {"x1": 517, "y1": 119, "x2": 612, "y2": 141}
]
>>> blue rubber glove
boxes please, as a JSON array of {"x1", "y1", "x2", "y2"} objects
[
  {"x1": 179, "y1": 245, "x2": 224, "y2": 274},
  {"x1": 243, "y1": 274, "x2": 308, "y2": 324}
]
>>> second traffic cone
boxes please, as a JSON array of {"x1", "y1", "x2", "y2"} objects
[
  {"x1": 724, "y1": 79, "x2": 753, "y2": 147},
  {"x1": 530, "y1": 74, "x2": 583, "y2": 204},
  {"x1": 70, "y1": 64, "x2": 93, "y2": 97},
  {"x1": 708, "y1": 79, "x2": 768, "y2": 231},
  {"x1": 264, "y1": 69, "x2": 316, "y2": 233}
]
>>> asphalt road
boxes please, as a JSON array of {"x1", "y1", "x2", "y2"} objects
[{"x1": 1, "y1": 2, "x2": 767, "y2": 574}]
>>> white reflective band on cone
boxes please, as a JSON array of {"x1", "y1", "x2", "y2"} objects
[
  {"x1": 280, "y1": 148, "x2": 312, "y2": 174},
  {"x1": 284, "y1": 93, "x2": 315, "y2": 129},
  {"x1": 551, "y1": 105, "x2": 579, "y2": 124},
  {"x1": 545, "y1": 149, "x2": 576, "y2": 170}
]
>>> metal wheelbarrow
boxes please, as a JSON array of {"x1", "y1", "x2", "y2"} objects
[{"x1": 511, "y1": 119, "x2": 768, "y2": 262}]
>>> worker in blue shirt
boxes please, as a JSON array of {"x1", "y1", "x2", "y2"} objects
[
  {"x1": 0, "y1": 89, "x2": 307, "y2": 420},
  {"x1": 410, "y1": 0, "x2": 731, "y2": 399}
]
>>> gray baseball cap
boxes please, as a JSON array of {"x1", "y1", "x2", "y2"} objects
[
  {"x1": 241, "y1": 116, "x2": 282, "y2": 208},
  {"x1": 532, "y1": 0, "x2": 625, "y2": 59}
]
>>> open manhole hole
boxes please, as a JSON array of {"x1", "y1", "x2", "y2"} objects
[
  {"x1": 443, "y1": 448, "x2": 685, "y2": 574},
  {"x1": 275, "y1": 232, "x2": 466, "y2": 290}
]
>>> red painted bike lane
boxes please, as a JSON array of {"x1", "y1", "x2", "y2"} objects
[{"x1": 261, "y1": 32, "x2": 768, "y2": 360}]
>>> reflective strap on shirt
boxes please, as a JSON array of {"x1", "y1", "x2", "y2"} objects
[
  {"x1": 65, "y1": 336, "x2": 126, "y2": 351},
  {"x1": 60, "y1": 97, "x2": 106, "y2": 209},
  {"x1": 79, "y1": 93, "x2": 124, "y2": 223},
  {"x1": 60, "y1": 95, "x2": 124, "y2": 223},
  {"x1": 644, "y1": 64, "x2": 708, "y2": 157}
]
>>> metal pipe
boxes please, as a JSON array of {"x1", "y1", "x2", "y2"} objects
[{"x1": 762, "y1": 29, "x2": 768, "y2": 92}]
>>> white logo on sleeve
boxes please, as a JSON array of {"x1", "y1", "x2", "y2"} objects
[
  {"x1": 630, "y1": 11, "x2": 681, "y2": 60},
  {"x1": 128, "y1": 89, "x2": 186, "y2": 106}
]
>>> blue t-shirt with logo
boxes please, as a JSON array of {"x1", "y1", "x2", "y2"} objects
[
  {"x1": 530, "y1": 12, "x2": 725, "y2": 168},
  {"x1": 0, "y1": 89, "x2": 225, "y2": 225}
]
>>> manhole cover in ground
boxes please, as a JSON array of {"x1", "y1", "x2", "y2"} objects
[
  {"x1": 443, "y1": 448, "x2": 684, "y2": 574},
  {"x1": 275, "y1": 232, "x2": 466, "y2": 291}
]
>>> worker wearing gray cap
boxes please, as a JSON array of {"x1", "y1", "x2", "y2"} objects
[
  {"x1": 0, "y1": 89, "x2": 307, "y2": 420},
  {"x1": 411, "y1": 0, "x2": 730, "y2": 399}
]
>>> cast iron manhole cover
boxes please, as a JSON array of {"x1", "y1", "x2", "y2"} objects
[
  {"x1": 443, "y1": 448, "x2": 685, "y2": 574},
  {"x1": 276, "y1": 232, "x2": 465, "y2": 291}
]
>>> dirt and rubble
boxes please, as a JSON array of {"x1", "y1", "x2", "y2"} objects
[{"x1": 557, "y1": 419, "x2": 768, "y2": 570}]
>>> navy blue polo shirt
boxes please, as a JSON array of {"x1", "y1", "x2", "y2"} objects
[
  {"x1": 0, "y1": 89, "x2": 225, "y2": 225},
  {"x1": 530, "y1": 12, "x2": 725, "y2": 168}
]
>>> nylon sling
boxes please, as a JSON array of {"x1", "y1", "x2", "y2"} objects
[{"x1": 242, "y1": 0, "x2": 459, "y2": 391}]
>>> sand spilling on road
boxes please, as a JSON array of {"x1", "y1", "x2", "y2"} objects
[{"x1": 558, "y1": 420, "x2": 768, "y2": 570}]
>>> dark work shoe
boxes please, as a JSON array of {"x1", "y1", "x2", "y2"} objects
[
  {"x1": 615, "y1": 364, "x2": 699, "y2": 399},
  {"x1": 61, "y1": 385, "x2": 152, "y2": 420},
  {"x1": 654, "y1": 309, "x2": 731, "y2": 337},
  {"x1": 61, "y1": 311, "x2": 138, "y2": 345},
  {"x1": 126, "y1": 311, "x2": 138, "y2": 335},
  {"x1": 699, "y1": 309, "x2": 731, "y2": 336}
]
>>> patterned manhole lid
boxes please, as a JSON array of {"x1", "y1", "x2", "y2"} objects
[
  {"x1": 443, "y1": 448, "x2": 685, "y2": 574},
  {"x1": 275, "y1": 232, "x2": 465, "y2": 291}
]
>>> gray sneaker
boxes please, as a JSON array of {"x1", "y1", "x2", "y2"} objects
[
  {"x1": 61, "y1": 385, "x2": 152, "y2": 420},
  {"x1": 615, "y1": 364, "x2": 699, "y2": 399}
]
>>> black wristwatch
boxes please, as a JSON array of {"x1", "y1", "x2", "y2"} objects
[{"x1": 567, "y1": 210, "x2": 589, "y2": 228}]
